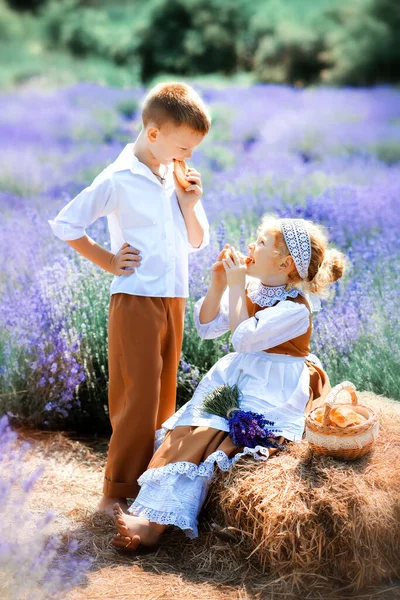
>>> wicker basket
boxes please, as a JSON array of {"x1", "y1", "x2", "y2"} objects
[{"x1": 305, "y1": 381, "x2": 379, "y2": 460}]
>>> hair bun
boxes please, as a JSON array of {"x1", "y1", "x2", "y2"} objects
[
  {"x1": 307, "y1": 247, "x2": 346, "y2": 295},
  {"x1": 324, "y1": 249, "x2": 346, "y2": 283}
]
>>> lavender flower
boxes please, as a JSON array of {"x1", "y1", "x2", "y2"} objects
[
  {"x1": 228, "y1": 410, "x2": 279, "y2": 449},
  {"x1": 0, "y1": 416, "x2": 90, "y2": 597},
  {"x1": 1, "y1": 82, "x2": 400, "y2": 431}
]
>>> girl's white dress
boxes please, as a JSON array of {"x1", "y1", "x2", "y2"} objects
[{"x1": 128, "y1": 281, "x2": 323, "y2": 538}]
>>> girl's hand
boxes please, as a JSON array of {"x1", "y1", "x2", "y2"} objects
[
  {"x1": 211, "y1": 244, "x2": 231, "y2": 288},
  {"x1": 223, "y1": 246, "x2": 247, "y2": 288},
  {"x1": 109, "y1": 243, "x2": 141, "y2": 276}
]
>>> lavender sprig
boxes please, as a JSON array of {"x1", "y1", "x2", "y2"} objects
[
  {"x1": 228, "y1": 409, "x2": 280, "y2": 449},
  {"x1": 202, "y1": 384, "x2": 281, "y2": 449},
  {"x1": 202, "y1": 383, "x2": 241, "y2": 419}
]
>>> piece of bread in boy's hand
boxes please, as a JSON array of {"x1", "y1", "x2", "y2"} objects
[
  {"x1": 329, "y1": 406, "x2": 366, "y2": 427},
  {"x1": 173, "y1": 159, "x2": 191, "y2": 189}
]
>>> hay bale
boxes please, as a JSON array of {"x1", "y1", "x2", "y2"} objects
[{"x1": 207, "y1": 394, "x2": 400, "y2": 595}]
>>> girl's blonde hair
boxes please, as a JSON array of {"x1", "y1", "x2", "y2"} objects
[{"x1": 259, "y1": 215, "x2": 346, "y2": 296}]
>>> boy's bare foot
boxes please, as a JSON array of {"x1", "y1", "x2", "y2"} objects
[
  {"x1": 97, "y1": 495, "x2": 128, "y2": 518},
  {"x1": 111, "y1": 503, "x2": 165, "y2": 552}
]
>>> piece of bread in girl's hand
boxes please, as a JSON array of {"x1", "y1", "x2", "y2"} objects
[
  {"x1": 214, "y1": 248, "x2": 253, "y2": 271},
  {"x1": 329, "y1": 406, "x2": 366, "y2": 428},
  {"x1": 173, "y1": 159, "x2": 191, "y2": 189}
]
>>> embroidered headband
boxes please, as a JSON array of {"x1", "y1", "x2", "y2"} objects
[{"x1": 280, "y1": 219, "x2": 311, "y2": 280}]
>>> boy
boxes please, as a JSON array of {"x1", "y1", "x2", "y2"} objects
[{"x1": 49, "y1": 82, "x2": 211, "y2": 517}]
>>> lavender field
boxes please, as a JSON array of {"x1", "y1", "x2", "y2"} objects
[{"x1": 1, "y1": 83, "x2": 400, "y2": 432}]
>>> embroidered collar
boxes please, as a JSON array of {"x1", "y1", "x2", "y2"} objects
[{"x1": 247, "y1": 281, "x2": 303, "y2": 307}]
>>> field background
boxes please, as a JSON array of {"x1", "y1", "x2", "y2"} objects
[{"x1": 0, "y1": 1, "x2": 399, "y2": 598}]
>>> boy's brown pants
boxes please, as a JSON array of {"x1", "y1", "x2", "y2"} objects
[{"x1": 103, "y1": 293, "x2": 186, "y2": 498}]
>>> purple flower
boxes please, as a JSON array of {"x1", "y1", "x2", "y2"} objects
[
  {"x1": 180, "y1": 360, "x2": 191, "y2": 373},
  {"x1": 0, "y1": 415, "x2": 91, "y2": 593},
  {"x1": 1, "y1": 82, "x2": 400, "y2": 430},
  {"x1": 228, "y1": 410, "x2": 280, "y2": 449}
]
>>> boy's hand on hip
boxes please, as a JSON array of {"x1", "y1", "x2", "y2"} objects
[
  {"x1": 109, "y1": 243, "x2": 141, "y2": 276},
  {"x1": 174, "y1": 168, "x2": 203, "y2": 209}
]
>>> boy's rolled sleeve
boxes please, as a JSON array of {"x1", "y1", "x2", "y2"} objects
[
  {"x1": 188, "y1": 200, "x2": 210, "y2": 253},
  {"x1": 48, "y1": 172, "x2": 116, "y2": 241}
]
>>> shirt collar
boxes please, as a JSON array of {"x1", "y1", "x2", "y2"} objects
[
  {"x1": 111, "y1": 144, "x2": 175, "y2": 189},
  {"x1": 247, "y1": 280, "x2": 303, "y2": 307}
]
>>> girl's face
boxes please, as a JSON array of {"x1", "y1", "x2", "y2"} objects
[{"x1": 247, "y1": 229, "x2": 291, "y2": 286}]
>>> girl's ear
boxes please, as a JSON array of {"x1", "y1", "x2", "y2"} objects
[{"x1": 279, "y1": 255, "x2": 294, "y2": 271}]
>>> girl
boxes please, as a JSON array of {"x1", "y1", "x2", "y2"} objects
[{"x1": 112, "y1": 216, "x2": 345, "y2": 550}]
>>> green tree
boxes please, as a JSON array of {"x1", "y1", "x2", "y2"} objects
[
  {"x1": 247, "y1": 0, "x2": 339, "y2": 85},
  {"x1": 322, "y1": 0, "x2": 400, "y2": 84},
  {"x1": 136, "y1": 0, "x2": 250, "y2": 80}
]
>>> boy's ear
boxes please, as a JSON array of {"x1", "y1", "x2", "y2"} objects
[{"x1": 147, "y1": 126, "x2": 159, "y2": 144}]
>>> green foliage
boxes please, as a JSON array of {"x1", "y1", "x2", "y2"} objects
[
  {"x1": 249, "y1": 0, "x2": 337, "y2": 84},
  {"x1": 117, "y1": 98, "x2": 139, "y2": 119},
  {"x1": 371, "y1": 141, "x2": 400, "y2": 165},
  {"x1": 321, "y1": 329, "x2": 400, "y2": 401},
  {"x1": 0, "y1": 40, "x2": 141, "y2": 89},
  {"x1": 318, "y1": 267, "x2": 400, "y2": 400},
  {"x1": 135, "y1": 0, "x2": 250, "y2": 81},
  {"x1": 41, "y1": 0, "x2": 139, "y2": 65},
  {"x1": 202, "y1": 383, "x2": 241, "y2": 419},
  {"x1": 321, "y1": 0, "x2": 400, "y2": 85},
  {"x1": 2, "y1": 0, "x2": 400, "y2": 86},
  {"x1": 182, "y1": 298, "x2": 230, "y2": 374},
  {"x1": 6, "y1": 0, "x2": 45, "y2": 12},
  {"x1": 0, "y1": 0, "x2": 24, "y2": 39}
]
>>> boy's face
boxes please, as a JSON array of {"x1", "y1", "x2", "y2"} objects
[{"x1": 146, "y1": 122, "x2": 206, "y2": 164}]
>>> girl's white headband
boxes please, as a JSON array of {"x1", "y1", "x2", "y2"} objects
[{"x1": 280, "y1": 219, "x2": 311, "y2": 280}]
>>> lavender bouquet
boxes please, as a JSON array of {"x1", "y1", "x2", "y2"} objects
[{"x1": 201, "y1": 381, "x2": 281, "y2": 449}]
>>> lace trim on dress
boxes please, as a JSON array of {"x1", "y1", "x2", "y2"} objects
[
  {"x1": 138, "y1": 446, "x2": 271, "y2": 489},
  {"x1": 247, "y1": 281, "x2": 303, "y2": 308},
  {"x1": 129, "y1": 504, "x2": 199, "y2": 539},
  {"x1": 131, "y1": 447, "x2": 273, "y2": 538}
]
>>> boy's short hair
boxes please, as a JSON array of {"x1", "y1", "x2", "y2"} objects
[{"x1": 142, "y1": 82, "x2": 211, "y2": 134}]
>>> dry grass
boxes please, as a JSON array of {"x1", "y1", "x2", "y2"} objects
[
  {"x1": 18, "y1": 393, "x2": 400, "y2": 600},
  {"x1": 207, "y1": 393, "x2": 400, "y2": 598}
]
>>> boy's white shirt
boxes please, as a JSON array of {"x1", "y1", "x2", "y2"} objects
[{"x1": 49, "y1": 144, "x2": 210, "y2": 298}]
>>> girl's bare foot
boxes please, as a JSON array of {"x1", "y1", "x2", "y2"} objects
[
  {"x1": 98, "y1": 495, "x2": 128, "y2": 518},
  {"x1": 112, "y1": 532, "x2": 141, "y2": 552},
  {"x1": 112, "y1": 503, "x2": 166, "y2": 552}
]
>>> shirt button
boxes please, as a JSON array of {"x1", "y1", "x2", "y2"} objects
[{"x1": 153, "y1": 221, "x2": 157, "y2": 225}]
